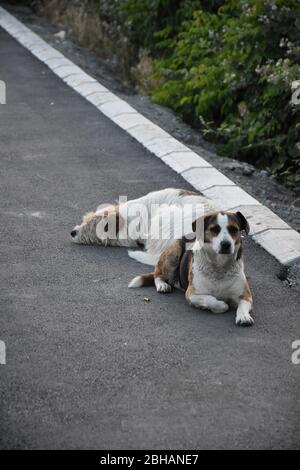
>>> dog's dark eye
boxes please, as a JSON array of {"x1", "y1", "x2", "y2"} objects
[
  {"x1": 210, "y1": 225, "x2": 221, "y2": 235},
  {"x1": 228, "y1": 225, "x2": 239, "y2": 235}
]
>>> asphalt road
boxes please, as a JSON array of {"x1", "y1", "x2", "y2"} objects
[{"x1": 0, "y1": 27, "x2": 299, "y2": 450}]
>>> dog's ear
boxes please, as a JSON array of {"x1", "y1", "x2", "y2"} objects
[{"x1": 235, "y1": 211, "x2": 250, "y2": 235}]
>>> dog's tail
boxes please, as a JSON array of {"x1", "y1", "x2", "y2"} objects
[
  {"x1": 128, "y1": 272, "x2": 155, "y2": 288},
  {"x1": 128, "y1": 250, "x2": 158, "y2": 266}
]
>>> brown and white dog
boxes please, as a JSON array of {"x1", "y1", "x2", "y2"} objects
[
  {"x1": 71, "y1": 188, "x2": 253, "y2": 326},
  {"x1": 129, "y1": 210, "x2": 254, "y2": 326}
]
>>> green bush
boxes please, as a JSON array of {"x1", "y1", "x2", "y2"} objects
[
  {"x1": 119, "y1": 0, "x2": 300, "y2": 189},
  {"x1": 118, "y1": 1, "x2": 224, "y2": 54}
]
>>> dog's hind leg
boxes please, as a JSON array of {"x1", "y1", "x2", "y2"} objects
[
  {"x1": 152, "y1": 239, "x2": 185, "y2": 294},
  {"x1": 129, "y1": 240, "x2": 184, "y2": 293}
]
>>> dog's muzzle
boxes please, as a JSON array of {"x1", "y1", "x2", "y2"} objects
[{"x1": 219, "y1": 241, "x2": 232, "y2": 254}]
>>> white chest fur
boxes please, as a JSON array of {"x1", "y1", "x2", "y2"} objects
[{"x1": 191, "y1": 249, "x2": 246, "y2": 302}]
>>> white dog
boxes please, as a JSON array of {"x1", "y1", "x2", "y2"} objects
[{"x1": 71, "y1": 187, "x2": 212, "y2": 257}]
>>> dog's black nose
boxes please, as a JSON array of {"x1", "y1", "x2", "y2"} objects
[
  {"x1": 220, "y1": 241, "x2": 231, "y2": 253},
  {"x1": 71, "y1": 230, "x2": 77, "y2": 238}
]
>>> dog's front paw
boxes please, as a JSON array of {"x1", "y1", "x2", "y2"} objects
[
  {"x1": 236, "y1": 312, "x2": 254, "y2": 326},
  {"x1": 155, "y1": 277, "x2": 172, "y2": 293},
  {"x1": 211, "y1": 301, "x2": 229, "y2": 314}
]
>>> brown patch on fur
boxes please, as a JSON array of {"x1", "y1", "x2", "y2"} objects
[
  {"x1": 77, "y1": 204, "x2": 123, "y2": 245},
  {"x1": 83, "y1": 211, "x2": 97, "y2": 224},
  {"x1": 185, "y1": 257, "x2": 195, "y2": 302},
  {"x1": 140, "y1": 273, "x2": 155, "y2": 286},
  {"x1": 155, "y1": 239, "x2": 184, "y2": 286},
  {"x1": 97, "y1": 203, "x2": 118, "y2": 217},
  {"x1": 82, "y1": 204, "x2": 120, "y2": 225},
  {"x1": 227, "y1": 214, "x2": 240, "y2": 234},
  {"x1": 239, "y1": 281, "x2": 252, "y2": 303},
  {"x1": 179, "y1": 250, "x2": 193, "y2": 291},
  {"x1": 192, "y1": 211, "x2": 219, "y2": 242},
  {"x1": 227, "y1": 213, "x2": 242, "y2": 249},
  {"x1": 179, "y1": 189, "x2": 199, "y2": 197}
]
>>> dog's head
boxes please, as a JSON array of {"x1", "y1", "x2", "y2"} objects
[
  {"x1": 70, "y1": 205, "x2": 121, "y2": 245},
  {"x1": 192, "y1": 211, "x2": 250, "y2": 257}
]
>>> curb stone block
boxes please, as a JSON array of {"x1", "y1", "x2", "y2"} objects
[
  {"x1": 162, "y1": 152, "x2": 212, "y2": 174},
  {"x1": 128, "y1": 124, "x2": 170, "y2": 145},
  {"x1": 86, "y1": 92, "x2": 117, "y2": 107},
  {"x1": 32, "y1": 48, "x2": 62, "y2": 62},
  {"x1": 44, "y1": 57, "x2": 68, "y2": 68},
  {"x1": 99, "y1": 100, "x2": 137, "y2": 118},
  {"x1": 112, "y1": 113, "x2": 153, "y2": 131},
  {"x1": 183, "y1": 167, "x2": 234, "y2": 192},
  {"x1": 26, "y1": 40, "x2": 45, "y2": 49},
  {"x1": 20, "y1": 34, "x2": 41, "y2": 46},
  {"x1": 232, "y1": 205, "x2": 292, "y2": 235},
  {"x1": 45, "y1": 57, "x2": 72, "y2": 70},
  {"x1": 203, "y1": 186, "x2": 261, "y2": 211},
  {"x1": 95, "y1": 94, "x2": 123, "y2": 108},
  {"x1": 55, "y1": 65, "x2": 83, "y2": 79},
  {"x1": 146, "y1": 138, "x2": 191, "y2": 158},
  {"x1": 74, "y1": 82, "x2": 108, "y2": 97},
  {"x1": 63, "y1": 74, "x2": 96, "y2": 87},
  {"x1": 253, "y1": 229, "x2": 300, "y2": 265}
]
